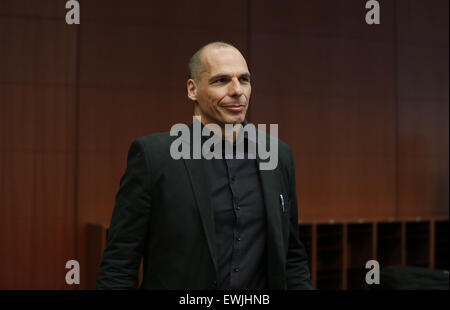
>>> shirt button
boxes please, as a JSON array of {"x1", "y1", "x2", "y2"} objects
[
  {"x1": 235, "y1": 206, "x2": 240, "y2": 210},
  {"x1": 234, "y1": 267, "x2": 240, "y2": 272},
  {"x1": 231, "y1": 176, "x2": 235, "y2": 182},
  {"x1": 236, "y1": 237, "x2": 241, "y2": 241}
]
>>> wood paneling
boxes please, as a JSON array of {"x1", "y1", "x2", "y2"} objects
[
  {"x1": 0, "y1": 0, "x2": 67, "y2": 19},
  {"x1": 249, "y1": 0, "x2": 397, "y2": 221},
  {"x1": 0, "y1": 18, "x2": 77, "y2": 85},
  {"x1": 0, "y1": 84, "x2": 77, "y2": 289},
  {"x1": 396, "y1": 0, "x2": 449, "y2": 47},
  {"x1": 0, "y1": 0, "x2": 77, "y2": 289},
  {"x1": 397, "y1": 0, "x2": 449, "y2": 218},
  {"x1": 250, "y1": 0, "x2": 395, "y2": 43},
  {"x1": 80, "y1": 0, "x2": 249, "y2": 31}
]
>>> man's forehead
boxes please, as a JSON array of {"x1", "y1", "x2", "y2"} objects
[{"x1": 201, "y1": 46, "x2": 248, "y2": 73}]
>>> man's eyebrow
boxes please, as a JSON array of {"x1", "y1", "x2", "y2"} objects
[
  {"x1": 209, "y1": 72, "x2": 251, "y2": 82},
  {"x1": 208, "y1": 74, "x2": 228, "y2": 82}
]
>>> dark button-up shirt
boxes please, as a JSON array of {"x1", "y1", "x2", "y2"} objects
[{"x1": 200, "y1": 120, "x2": 267, "y2": 290}]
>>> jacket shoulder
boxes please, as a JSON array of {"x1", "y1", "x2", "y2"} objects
[
  {"x1": 134, "y1": 131, "x2": 173, "y2": 148},
  {"x1": 129, "y1": 131, "x2": 176, "y2": 166}
]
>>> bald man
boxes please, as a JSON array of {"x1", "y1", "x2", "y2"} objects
[{"x1": 96, "y1": 42, "x2": 314, "y2": 290}]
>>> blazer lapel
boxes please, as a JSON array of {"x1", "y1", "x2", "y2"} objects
[
  {"x1": 181, "y1": 124, "x2": 218, "y2": 275},
  {"x1": 256, "y1": 132, "x2": 286, "y2": 289}
]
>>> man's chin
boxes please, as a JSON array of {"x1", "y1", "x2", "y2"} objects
[{"x1": 222, "y1": 114, "x2": 246, "y2": 125}]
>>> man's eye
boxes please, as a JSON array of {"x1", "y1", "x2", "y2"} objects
[
  {"x1": 215, "y1": 78, "x2": 227, "y2": 83},
  {"x1": 240, "y1": 77, "x2": 250, "y2": 83}
]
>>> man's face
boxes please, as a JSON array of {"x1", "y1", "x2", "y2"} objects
[{"x1": 187, "y1": 47, "x2": 251, "y2": 127}]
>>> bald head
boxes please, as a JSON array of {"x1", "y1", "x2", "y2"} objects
[{"x1": 188, "y1": 41, "x2": 242, "y2": 82}]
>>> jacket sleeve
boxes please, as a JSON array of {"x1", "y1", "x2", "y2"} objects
[
  {"x1": 96, "y1": 138, "x2": 152, "y2": 289},
  {"x1": 285, "y1": 148, "x2": 315, "y2": 290}
]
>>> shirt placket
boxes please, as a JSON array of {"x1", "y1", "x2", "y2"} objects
[{"x1": 226, "y1": 158, "x2": 242, "y2": 289}]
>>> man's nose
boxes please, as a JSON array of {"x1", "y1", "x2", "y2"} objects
[{"x1": 229, "y1": 78, "x2": 243, "y2": 96}]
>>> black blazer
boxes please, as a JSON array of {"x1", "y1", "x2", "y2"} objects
[{"x1": 96, "y1": 128, "x2": 313, "y2": 290}]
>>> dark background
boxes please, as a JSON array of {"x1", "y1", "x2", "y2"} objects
[{"x1": 0, "y1": 0, "x2": 448, "y2": 289}]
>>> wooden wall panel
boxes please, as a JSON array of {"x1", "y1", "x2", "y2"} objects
[
  {"x1": 0, "y1": 84, "x2": 77, "y2": 289},
  {"x1": 397, "y1": 0, "x2": 449, "y2": 217},
  {"x1": 0, "y1": 19, "x2": 76, "y2": 85},
  {"x1": 249, "y1": 0, "x2": 397, "y2": 221},
  {"x1": 249, "y1": 0, "x2": 395, "y2": 41},
  {"x1": 0, "y1": 0, "x2": 77, "y2": 289},
  {"x1": 0, "y1": 0, "x2": 66, "y2": 18}
]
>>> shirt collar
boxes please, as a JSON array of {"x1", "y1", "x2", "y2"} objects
[{"x1": 195, "y1": 118, "x2": 256, "y2": 144}]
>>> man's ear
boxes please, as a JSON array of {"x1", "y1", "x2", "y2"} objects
[{"x1": 187, "y1": 79, "x2": 198, "y2": 101}]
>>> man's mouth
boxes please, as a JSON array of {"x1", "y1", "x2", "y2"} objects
[{"x1": 221, "y1": 104, "x2": 245, "y2": 112}]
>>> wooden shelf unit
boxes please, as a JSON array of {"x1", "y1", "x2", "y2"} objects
[
  {"x1": 86, "y1": 217, "x2": 448, "y2": 289},
  {"x1": 298, "y1": 217, "x2": 449, "y2": 290}
]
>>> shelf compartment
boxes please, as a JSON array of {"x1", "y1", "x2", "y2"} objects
[
  {"x1": 316, "y1": 224, "x2": 343, "y2": 270},
  {"x1": 377, "y1": 222, "x2": 403, "y2": 267},
  {"x1": 316, "y1": 269, "x2": 343, "y2": 290},
  {"x1": 434, "y1": 220, "x2": 449, "y2": 270},
  {"x1": 347, "y1": 223, "x2": 374, "y2": 270},
  {"x1": 347, "y1": 268, "x2": 372, "y2": 290},
  {"x1": 406, "y1": 222, "x2": 430, "y2": 267}
]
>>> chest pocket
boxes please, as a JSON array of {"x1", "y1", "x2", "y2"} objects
[{"x1": 280, "y1": 193, "x2": 291, "y2": 243}]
